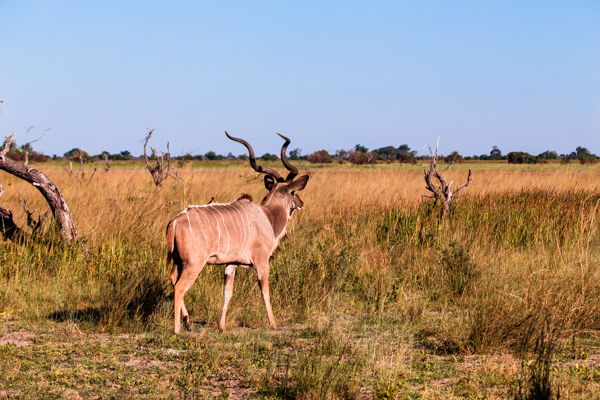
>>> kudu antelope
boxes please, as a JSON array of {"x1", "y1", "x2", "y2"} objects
[{"x1": 166, "y1": 132, "x2": 309, "y2": 333}]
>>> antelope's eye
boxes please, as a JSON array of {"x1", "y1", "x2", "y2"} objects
[{"x1": 291, "y1": 190, "x2": 296, "y2": 196}]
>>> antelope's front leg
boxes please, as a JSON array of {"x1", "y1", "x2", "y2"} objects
[
  {"x1": 220, "y1": 265, "x2": 237, "y2": 332},
  {"x1": 256, "y1": 262, "x2": 277, "y2": 329}
]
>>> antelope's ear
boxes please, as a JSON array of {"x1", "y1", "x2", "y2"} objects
[
  {"x1": 288, "y1": 175, "x2": 309, "y2": 192},
  {"x1": 264, "y1": 175, "x2": 277, "y2": 191}
]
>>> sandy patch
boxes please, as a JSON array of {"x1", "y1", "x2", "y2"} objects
[{"x1": 0, "y1": 331, "x2": 36, "y2": 347}]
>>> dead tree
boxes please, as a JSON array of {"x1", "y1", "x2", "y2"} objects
[
  {"x1": 0, "y1": 132, "x2": 81, "y2": 243},
  {"x1": 423, "y1": 137, "x2": 472, "y2": 220},
  {"x1": 75, "y1": 149, "x2": 85, "y2": 180},
  {"x1": 75, "y1": 149, "x2": 96, "y2": 181},
  {"x1": 64, "y1": 149, "x2": 96, "y2": 182},
  {"x1": 143, "y1": 129, "x2": 173, "y2": 187}
]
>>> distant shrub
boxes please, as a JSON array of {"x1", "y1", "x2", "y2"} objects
[
  {"x1": 204, "y1": 151, "x2": 222, "y2": 161},
  {"x1": 537, "y1": 150, "x2": 558, "y2": 160},
  {"x1": 307, "y1": 150, "x2": 332, "y2": 164},
  {"x1": 444, "y1": 151, "x2": 463, "y2": 164},
  {"x1": 508, "y1": 151, "x2": 539, "y2": 164},
  {"x1": 508, "y1": 152, "x2": 526, "y2": 164},
  {"x1": 260, "y1": 153, "x2": 279, "y2": 162},
  {"x1": 348, "y1": 151, "x2": 377, "y2": 165},
  {"x1": 398, "y1": 152, "x2": 417, "y2": 164},
  {"x1": 579, "y1": 156, "x2": 597, "y2": 165}
]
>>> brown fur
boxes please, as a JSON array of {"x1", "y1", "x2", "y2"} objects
[
  {"x1": 167, "y1": 132, "x2": 309, "y2": 334},
  {"x1": 166, "y1": 175, "x2": 309, "y2": 333}
]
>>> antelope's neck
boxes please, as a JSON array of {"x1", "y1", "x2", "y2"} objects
[{"x1": 262, "y1": 203, "x2": 288, "y2": 239}]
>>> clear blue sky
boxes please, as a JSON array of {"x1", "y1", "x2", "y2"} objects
[{"x1": 1, "y1": 1, "x2": 599, "y2": 158}]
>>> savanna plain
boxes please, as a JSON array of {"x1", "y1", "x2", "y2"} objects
[{"x1": 1, "y1": 160, "x2": 599, "y2": 399}]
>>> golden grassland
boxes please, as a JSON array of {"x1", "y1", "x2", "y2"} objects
[
  {"x1": 3, "y1": 160, "x2": 599, "y2": 234},
  {"x1": 0, "y1": 160, "x2": 599, "y2": 399}
]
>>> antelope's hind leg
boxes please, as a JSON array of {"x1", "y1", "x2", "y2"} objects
[
  {"x1": 181, "y1": 302, "x2": 190, "y2": 331},
  {"x1": 219, "y1": 265, "x2": 237, "y2": 332},
  {"x1": 173, "y1": 261, "x2": 205, "y2": 334}
]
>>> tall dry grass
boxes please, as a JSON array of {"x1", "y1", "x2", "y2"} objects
[{"x1": 0, "y1": 163, "x2": 599, "y2": 351}]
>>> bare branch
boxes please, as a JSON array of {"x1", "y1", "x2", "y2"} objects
[
  {"x1": 64, "y1": 161, "x2": 73, "y2": 177},
  {"x1": 143, "y1": 129, "x2": 154, "y2": 168},
  {"x1": 17, "y1": 189, "x2": 50, "y2": 233},
  {"x1": 442, "y1": 161, "x2": 455, "y2": 172},
  {"x1": 454, "y1": 169, "x2": 473, "y2": 198},
  {"x1": 33, "y1": 210, "x2": 51, "y2": 233},
  {"x1": 23, "y1": 126, "x2": 49, "y2": 166},
  {"x1": 0, "y1": 132, "x2": 17, "y2": 161},
  {"x1": 19, "y1": 190, "x2": 36, "y2": 228},
  {"x1": 75, "y1": 150, "x2": 84, "y2": 181}
]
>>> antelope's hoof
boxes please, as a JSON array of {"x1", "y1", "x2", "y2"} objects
[{"x1": 183, "y1": 316, "x2": 191, "y2": 331}]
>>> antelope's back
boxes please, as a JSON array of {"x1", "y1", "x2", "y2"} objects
[{"x1": 170, "y1": 198, "x2": 267, "y2": 263}]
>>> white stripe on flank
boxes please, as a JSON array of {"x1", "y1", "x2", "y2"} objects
[
  {"x1": 185, "y1": 210, "x2": 194, "y2": 239},
  {"x1": 237, "y1": 202, "x2": 252, "y2": 255},
  {"x1": 177, "y1": 200, "x2": 255, "y2": 258},
  {"x1": 190, "y1": 207, "x2": 209, "y2": 244},
  {"x1": 208, "y1": 207, "x2": 221, "y2": 253},
  {"x1": 197, "y1": 207, "x2": 218, "y2": 252},
  {"x1": 232, "y1": 203, "x2": 247, "y2": 255},
  {"x1": 228, "y1": 204, "x2": 244, "y2": 253},
  {"x1": 221, "y1": 205, "x2": 237, "y2": 253},
  {"x1": 212, "y1": 207, "x2": 230, "y2": 255}
]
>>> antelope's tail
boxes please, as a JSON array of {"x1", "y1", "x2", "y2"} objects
[{"x1": 166, "y1": 220, "x2": 179, "y2": 286}]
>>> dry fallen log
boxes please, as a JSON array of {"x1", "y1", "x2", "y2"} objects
[{"x1": 0, "y1": 132, "x2": 80, "y2": 244}]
